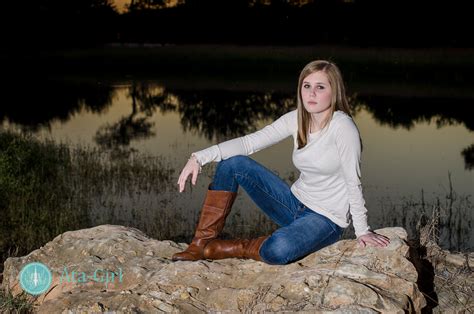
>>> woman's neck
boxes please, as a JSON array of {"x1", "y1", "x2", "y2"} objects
[{"x1": 310, "y1": 110, "x2": 331, "y2": 132}]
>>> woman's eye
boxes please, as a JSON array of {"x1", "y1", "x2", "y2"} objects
[
  {"x1": 317, "y1": 85, "x2": 325, "y2": 90},
  {"x1": 303, "y1": 84, "x2": 310, "y2": 89}
]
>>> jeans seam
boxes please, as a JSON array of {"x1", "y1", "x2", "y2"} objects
[
  {"x1": 305, "y1": 209, "x2": 339, "y2": 234},
  {"x1": 234, "y1": 172, "x2": 293, "y2": 215},
  {"x1": 329, "y1": 220, "x2": 342, "y2": 235},
  {"x1": 325, "y1": 219, "x2": 338, "y2": 234},
  {"x1": 310, "y1": 227, "x2": 338, "y2": 253},
  {"x1": 300, "y1": 210, "x2": 339, "y2": 248},
  {"x1": 230, "y1": 174, "x2": 238, "y2": 192}
]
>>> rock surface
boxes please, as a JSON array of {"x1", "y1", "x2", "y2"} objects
[
  {"x1": 421, "y1": 235, "x2": 474, "y2": 313},
  {"x1": 2, "y1": 225, "x2": 426, "y2": 313}
]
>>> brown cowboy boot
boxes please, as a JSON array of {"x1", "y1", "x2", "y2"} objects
[
  {"x1": 202, "y1": 235, "x2": 269, "y2": 261},
  {"x1": 172, "y1": 185, "x2": 237, "y2": 261}
]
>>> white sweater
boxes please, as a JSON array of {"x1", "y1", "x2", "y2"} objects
[{"x1": 192, "y1": 109, "x2": 371, "y2": 237}]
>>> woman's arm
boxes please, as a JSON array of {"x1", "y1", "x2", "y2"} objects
[
  {"x1": 335, "y1": 117, "x2": 389, "y2": 247},
  {"x1": 192, "y1": 110, "x2": 296, "y2": 167},
  {"x1": 177, "y1": 110, "x2": 296, "y2": 193}
]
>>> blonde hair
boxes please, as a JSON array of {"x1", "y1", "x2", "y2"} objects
[{"x1": 296, "y1": 60, "x2": 352, "y2": 149}]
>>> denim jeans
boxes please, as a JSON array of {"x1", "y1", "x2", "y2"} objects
[{"x1": 210, "y1": 155, "x2": 343, "y2": 265}]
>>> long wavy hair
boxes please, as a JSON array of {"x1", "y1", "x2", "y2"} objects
[{"x1": 296, "y1": 60, "x2": 352, "y2": 149}]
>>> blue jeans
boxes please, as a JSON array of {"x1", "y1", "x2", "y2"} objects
[{"x1": 210, "y1": 155, "x2": 343, "y2": 265}]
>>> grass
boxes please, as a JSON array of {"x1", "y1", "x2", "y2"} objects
[
  {"x1": 0, "y1": 131, "x2": 86, "y2": 271},
  {"x1": 373, "y1": 173, "x2": 473, "y2": 253},
  {"x1": 0, "y1": 290, "x2": 33, "y2": 313},
  {"x1": 0, "y1": 130, "x2": 175, "y2": 273}
]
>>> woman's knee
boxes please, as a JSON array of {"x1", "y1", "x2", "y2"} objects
[
  {"x1": 259, "y1": 234, "x2": 294, "y2": 265},
  {"x1": 212, "y1": 156, "x2": 254, "y2": 191},
  {"x1": 217, "y1": 155, "x2": 252, "y2": 172}
]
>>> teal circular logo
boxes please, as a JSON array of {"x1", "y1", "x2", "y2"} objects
[{"x1": 19, "y1": 262, "x2": 52, "y2": 295}]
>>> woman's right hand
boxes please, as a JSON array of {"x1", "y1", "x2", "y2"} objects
[{"x1": 177, "y1": 155, "x2": 202, "y2": 193}]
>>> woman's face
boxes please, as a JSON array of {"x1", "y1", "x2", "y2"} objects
[{"x1": 301, "y1": 71, "x2": 333, "y2": 115}]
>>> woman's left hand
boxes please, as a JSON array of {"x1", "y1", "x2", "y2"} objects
[{"x1": 357, "y1": 231, "x2": 390, "y2": 248}]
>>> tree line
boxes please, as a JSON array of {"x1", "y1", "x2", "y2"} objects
[{"x1": 38, "y1": 0, "x2": 472, "y2": 48}]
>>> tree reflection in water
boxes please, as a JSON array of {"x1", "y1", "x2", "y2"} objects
[
  {"x1": 94, "y1": 82, "x2": 165, "y2": 156},
  {"x1": 0, "y1": 78, "x2": 115, "y2": 132},
  {"x1": 177, "y1": 90, "x2": 295, "y2": 142},
  {"x1": 2, "y1": 79, "x2": 472, "y2": 169},
  {"x1": 352, "y1": 94, "x2": 474, "y2": 170},
  {"x1": 92, "y1": 81, "x2": 295, "y2": 154},
  {"x1": 461, "y1": 144, "x2": 474, "y2": 170}
]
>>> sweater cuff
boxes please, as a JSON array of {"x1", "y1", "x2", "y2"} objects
[{"x1": 191, "y1": 145, "x2": 222, "y2": 167}]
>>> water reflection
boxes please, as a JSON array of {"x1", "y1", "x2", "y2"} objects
[
  {"x1": 4, "y1": 79, "x2": 471, "y2": 169},
  {"x1": 177, "y1": 90, "x2": 295, "y2": 141},
  {"x1": 0, "y1": 79, "x2": 115, "y2": 131},
  {"x1": 461, "y1": 144, "x2": 474, "y2": 170},
  {"x1": 85, "y1": 81, "x2": 295, "y2": 155},
  {"x1": 353, "y1": 95, "x2": 473, "y2": 131},
  {"x1": 353, "y1": 94, "x2": 474, "y2": 170},
  {"x1": 94, "y1": 82, "x2": 163, "y2": 155}
]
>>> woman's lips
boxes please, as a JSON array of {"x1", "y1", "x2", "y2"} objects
[{"x1": 308, "y1": 101, "x2": 317, "y2": 105}]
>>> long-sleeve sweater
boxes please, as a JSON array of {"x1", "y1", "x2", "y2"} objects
[{"x1": 191, "y1": 109, "x2": 371, "y2": 237}]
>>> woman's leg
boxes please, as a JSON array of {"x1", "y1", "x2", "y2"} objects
[
  {"x1": 173, "y1": 155, "x2": 294, "y2": 262},
  {"x1": 203, "y1": 155, "x2": 341, "y2": 264},
  {"x1": 211, "y1": 155, "x2": 299, "y2": 227},
  {"x1": 172, "y1": 186, "x2": 238, "y2": 261},
  {"x1": 259, "y1": 207, "x2": 343, "y2": 265}
]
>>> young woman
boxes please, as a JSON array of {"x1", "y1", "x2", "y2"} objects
[{"x1": 173, "y1": 60, "x2": 390, "y2": 265}]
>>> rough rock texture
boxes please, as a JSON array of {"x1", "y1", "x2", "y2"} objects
[
  {"x1": 421, "y1": 237, "x2": 474, "y2": 312},
  {"x1": 430, "y1": 249, "x2": 474, "y2": 313},
  {"x1": 414, "y1": 218, "x2": 474, "y2": 313},
  {"x1": 2, "y1": 225, "x2": 426, "y2": 313}
]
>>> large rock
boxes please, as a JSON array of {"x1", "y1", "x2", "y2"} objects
[{"x1": 2, "y1": 225, "x2": 426, "y2": 313}]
